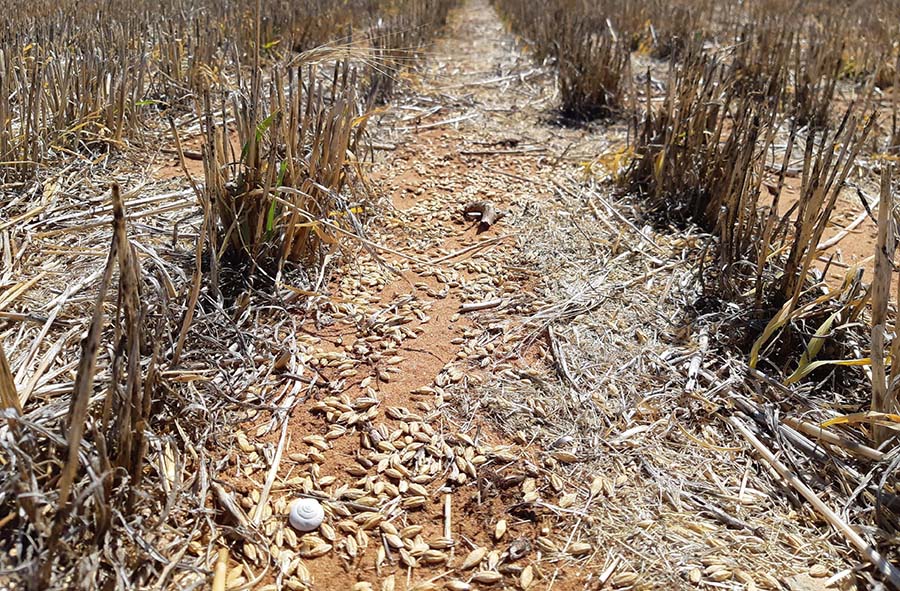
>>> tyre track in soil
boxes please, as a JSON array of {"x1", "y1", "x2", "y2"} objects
[
  {"x1": 224, "y1": 0, "x2": 853, "y2": 588},
  {"x1": 227, "y1": 1, "x2": 621, "y2": 590}
]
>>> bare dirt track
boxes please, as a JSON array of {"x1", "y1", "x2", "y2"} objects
[{"x1": 213, "y1": 1, "x2": 863, "y2": 590}]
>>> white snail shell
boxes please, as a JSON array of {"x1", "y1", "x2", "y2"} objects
[{"x1": 289, "y1": 498, "x2": 324, "y2": 532}]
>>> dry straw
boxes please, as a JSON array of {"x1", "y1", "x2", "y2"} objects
[{"x1": 0, "y1": 0, "x2": 457, "y2": 588}]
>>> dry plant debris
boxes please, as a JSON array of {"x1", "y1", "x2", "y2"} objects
[{"x1": 3, "y1": 0, "x2": 900, "y2": 590}]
